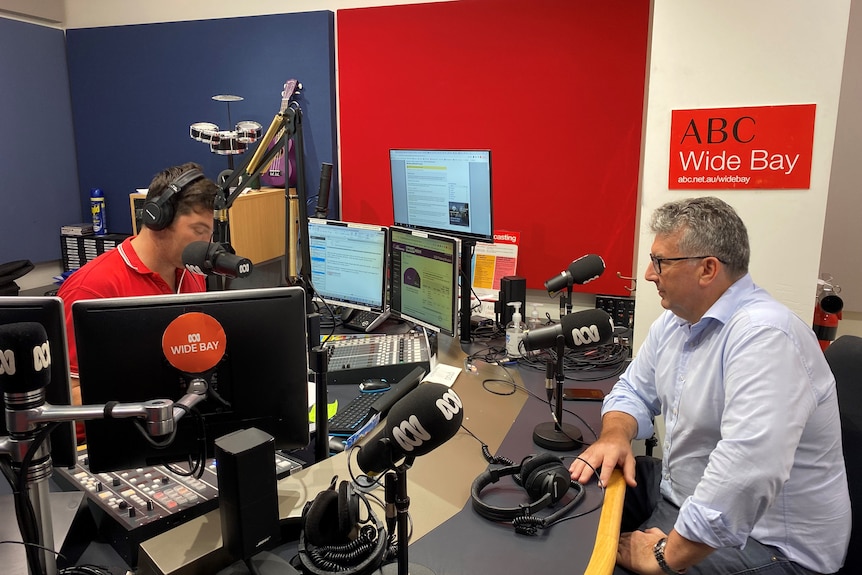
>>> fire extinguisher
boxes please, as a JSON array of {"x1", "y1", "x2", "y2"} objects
[{"x1": 813, "y1": 275, "x2": 843, "y2": 352}]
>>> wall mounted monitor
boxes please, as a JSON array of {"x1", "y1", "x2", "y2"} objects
[
  {"x1": 390, "y1": 149, "x2": 493, "y2": 242},
  {"x1": 73, "y1": 287, "x2": 310, "y2": 473},
  {"x1": 308, "y1": 218, "x2": 389, "y2": 313},
  {"x1": 388, "y1": 226, "x2": 460, "y2": 337},
  {"x1": 0, "y1": 296, "x2": 76, "y2": 467}
]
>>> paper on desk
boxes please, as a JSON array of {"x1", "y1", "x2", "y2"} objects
[{"x1": 422, "y1": 363, "x2": 461, "y2": 387}]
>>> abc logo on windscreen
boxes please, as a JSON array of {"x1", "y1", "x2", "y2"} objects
[
  {"x1": 0, "y1": 343, "x2": 50, "y2": 376},
  {"x1": 392, "y1": 389, "x2": 463, "y2": 453},
  {"x1": 570, "y1": 324, "x2": 603, "y2": 346}
]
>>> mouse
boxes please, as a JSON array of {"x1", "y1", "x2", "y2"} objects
[{"x1": 359, "y1": 379, "x2": 391, "y2": 392}]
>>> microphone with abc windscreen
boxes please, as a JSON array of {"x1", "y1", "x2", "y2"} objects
[
  {"x1": 544, "y1": 254, "x2": 605, "y2": 296},
  {"x1": 523, "y1": 308, "x2": 614, "y2": 351},
  {"x1": 357, "y1": 382, "x2": 464, "y2": 476},
  {"x1": 0, "y1": 322, "x2": 51, "y2": 397},
  {"x1": 182, "y1": 241, "x2": 253, "y2": 279}
]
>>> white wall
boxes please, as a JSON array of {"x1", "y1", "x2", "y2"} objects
[
  {"x1": 62, "y1": 0, "x2": 451, "y2": 28},
  {"x1": 0, "y1": 0, "x2": 63, "y2": 24},
  {"x1": 634, "y1": 0, "x2": 852, "y2": 351}
]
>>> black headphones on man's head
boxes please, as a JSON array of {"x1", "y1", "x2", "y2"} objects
[
  {"x1": 142, "y1": 168, "x2": 205, "y2": 230},
  {"x1": 470, "y1": 452, "x2": 585, "y2": 535}
]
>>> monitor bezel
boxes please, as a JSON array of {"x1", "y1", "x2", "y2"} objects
[
  {"x1": 72, "y1": 286, "x2": 310, "y2": 473},
  {"x1": 0, "y1": 296, "x2": 77, "y2": 468},
  {"x1": 388, "y1": 226, "x2": 461, "y2": 337},
  {"x1": 307, "y1": 218, "x2": 389, "y2": 314},
  {"x1": 389, "y1": 148, "x2": 494, "y2": 243}
]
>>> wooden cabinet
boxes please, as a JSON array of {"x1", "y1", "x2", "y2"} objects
[{"x1": 129, "y1": 187, "x2": 288, "y2": 264}]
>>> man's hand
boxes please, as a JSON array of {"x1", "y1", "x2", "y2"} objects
[
  {"x1": 569, "y1": 411, "x2": 638, "y2": 488},
  {"x1": 618, "y1": 527, "x2": 667, "y2": 575}
]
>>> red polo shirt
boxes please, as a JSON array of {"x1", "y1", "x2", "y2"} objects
[{"x1": 57, "y1": 236, "x2": 207, "y2": 376}]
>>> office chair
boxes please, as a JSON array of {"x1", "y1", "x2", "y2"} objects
[{"x1": 824, "y1": 334, "x2": 862, "y2": 575}]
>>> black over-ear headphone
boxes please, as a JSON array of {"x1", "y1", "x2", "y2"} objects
[
  {"x1": 297, "y1": 479, "x2": 389, "y2": 575},
  {"x1": 142, "y1": 168, "x2": 205, "y2": 231},
  {"x1": 471, "y1": 452, "x2": 585, "y2": 535}
]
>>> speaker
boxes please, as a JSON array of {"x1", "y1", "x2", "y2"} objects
[
  {"x1": 215, "y1": 427, "x2": 280, "y2": 561},
  {"x1": 499, "y1": 275, "x2": 527, "y2": 326},
  {"x1": 142, "y1": 168, "x2": 204, "y2": 230},
  {"x1": 297, "y1": 478, "x2": 388, "y2": 575},
  {"x1": 470, "y1": 453, "x2": 585, "y2": 535}
]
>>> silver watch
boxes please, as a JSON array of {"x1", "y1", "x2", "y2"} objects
[{"x1": 653, "y1": 537, "x2": 686, "y2": 575}]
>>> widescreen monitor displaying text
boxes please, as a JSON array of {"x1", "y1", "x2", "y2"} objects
[
  {"x1": 389, "y1": 227, "x2": 460, "y2": 337},
  {"x1": 390, "y1": 149, "x2": 493, "y2": 242},
  {"x1": 73, "y1": 287, "x2": 310, "y2": 472},
  {"x1": 308, "y1": 218, "x2": 388, "y2": 313}
]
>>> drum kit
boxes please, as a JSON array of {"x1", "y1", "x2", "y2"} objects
[{"x1": 189, "y1": 94, "x2": 262, "y2": 156}]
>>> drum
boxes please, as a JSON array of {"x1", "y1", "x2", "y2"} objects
[
  {"x1": 189, "y1": 122, "x2": 219, "y2": 142},
  {"x1": 235, "y1": 121, "x2": 262, "y2": 144},
  {"x1": 209, "y1": 131, "x2": 247, "y2": 155}
]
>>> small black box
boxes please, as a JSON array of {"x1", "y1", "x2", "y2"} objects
[
  {"x1": 499, "y1": 275, "x2": 527, "y2": 326},
  {"x1": 215, "y1": 428, "x2": 280, "y2": 561}
]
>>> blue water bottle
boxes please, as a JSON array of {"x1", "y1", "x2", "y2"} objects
[{"x1": 90, "y1": 187, "x2": 107, "y2": 235}]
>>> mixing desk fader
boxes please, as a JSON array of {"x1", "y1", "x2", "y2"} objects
[
  {"x1": 324, "y1": 331, "x2": 432, "y2": 385},
  {"x1": 54, "y1": 448, "x2": 304, "y2": 567}
]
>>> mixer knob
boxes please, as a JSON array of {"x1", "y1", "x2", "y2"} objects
[
  {"x1": 118, "y1": 501, "x2": 128, "y2": 510},
  {"x1": 128, "y1": 507, "x2": 136, "y2": 518},
  {"x1": 146, "y1": 500, "x2": 155, "y2": 511}
]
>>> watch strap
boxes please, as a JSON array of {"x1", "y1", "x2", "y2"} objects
[{"x1": 653, "y1": 537, "x2": 687, "y2": 575}]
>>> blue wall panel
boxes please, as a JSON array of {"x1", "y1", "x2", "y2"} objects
[
  {"x1": 65, "y1": 11, "x2": 337, "y2": 237},
  {"x1": 0, "y1": 18, "x2": 81, "y2": 264}
]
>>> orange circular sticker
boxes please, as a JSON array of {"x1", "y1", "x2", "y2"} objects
[{"x1": 161, "y1": 312, "x2": 227, "y2": 374}]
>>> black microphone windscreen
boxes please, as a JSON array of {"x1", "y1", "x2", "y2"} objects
[
  {"x1": 316, "y1": 162, "x2": 333, "y2": 217},
  {"x1": 568, "y1": 254, "x2": 605, "y2": 285},
  {"x1": 357, "y1": 382, "x2": 463, "y2": 475},
  {"x1": 560, "y1": 308, "x2": 614, "y2": 348},
  {"x1": 0, "y1": 322, "x2": 52, "y2": 394},
  {"x1": 182, "y1": 241, "x2": 215, "y2": 276}
]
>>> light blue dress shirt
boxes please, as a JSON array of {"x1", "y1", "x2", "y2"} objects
[{"x1": 603, "y1": 274, "x2": 851, "y2": 574}]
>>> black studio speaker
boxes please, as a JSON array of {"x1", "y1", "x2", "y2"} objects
[
  {"x1": 215, "y1": 427, "x2": 281, "y2": 561},
  {"x1": 499, "y1": 275, "x2": 527, "y2": 326}
]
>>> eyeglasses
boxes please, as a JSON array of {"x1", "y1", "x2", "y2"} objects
[{"x1": 649, "y1": 254, "x2": 719, "y2": 275}]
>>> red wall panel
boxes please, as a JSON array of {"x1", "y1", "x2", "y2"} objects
[{"x1": 337, "y1": 0, "x2": 649, "y2": 295}]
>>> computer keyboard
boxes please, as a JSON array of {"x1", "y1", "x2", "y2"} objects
[{"x1": 328, "y1": 365, "x2": 425, "y2": 436}]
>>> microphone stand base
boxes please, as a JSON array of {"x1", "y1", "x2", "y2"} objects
[
  {"x1": 377, "y1": 561, "x2": 436, "y2": 575},
  {"x1": 532, "y1": 421, "x2": 583, "y2": 451}
]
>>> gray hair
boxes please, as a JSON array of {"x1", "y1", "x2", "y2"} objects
[{"x1": 650, "y1": 196, "x2": 749, "y2": 278}]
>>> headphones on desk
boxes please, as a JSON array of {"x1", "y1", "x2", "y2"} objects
[
  {"x1": 297, "y1": 478, "x2": 389, "y2": 575},
  {"x1": 142, "y1": 168, "x2": 205, "y2": 230},
  {"x1": 471, "y1": 452, "x2": 585, "y2": 535}
]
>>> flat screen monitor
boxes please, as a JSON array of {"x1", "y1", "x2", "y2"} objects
[
  {"x1": 0, "y1": 296, "x2": 76, "y2": 467},
  {"x1": 390, "y1": 149, "x2": 493, "y2": 242},
  {"x1": 388, "y1": 227, "x2": 460, "y2": 337},
  {"x1": 308, "y1": 218, "x2": 388, "y2": 313},
  {"x1": 73, "y1": 287, "x2": 310, "y2": 473}
]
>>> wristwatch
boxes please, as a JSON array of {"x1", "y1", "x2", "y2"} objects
[{"x1": 653, "y1": 537, "x2": 687, "y2": 575}]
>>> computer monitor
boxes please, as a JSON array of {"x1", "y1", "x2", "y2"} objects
[
  {"x1": 73, "y1": 287, "x2": 310, "y2": 473},
  {"x1": 390, "y1": 149, "x2": 493, "y2": 243},
  {"x1": 308, "y1": 218, "x2": 388, "y2": 314},
  {"x1": 0, "y1": 296, "x2": 76, "y2": 467},
  {"x1": 388, "y1": 227, "x2": 460, "y2": 337}
]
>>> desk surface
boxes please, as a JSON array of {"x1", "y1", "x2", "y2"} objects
[{"x1": 137, "y1": 333, "x2": 625, "y2": 575}]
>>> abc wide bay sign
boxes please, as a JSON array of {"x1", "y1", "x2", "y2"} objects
[{"x1": 669, "y1": 104, "x2": 815, "y2": 189}]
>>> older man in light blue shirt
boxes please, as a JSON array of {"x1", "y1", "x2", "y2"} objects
[{"x1": 570, "y1": 197, "x2": 850, "y2": 575}]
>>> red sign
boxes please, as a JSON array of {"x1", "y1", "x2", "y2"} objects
[
  {"x1": 161, "y1": 312, "x2": 227, "y2": 374},
  {"x1": 668, "y1": 104, "x2": 816, "y2": 189}
]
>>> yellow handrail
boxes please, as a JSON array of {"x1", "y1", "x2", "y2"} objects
[{"x1": 584, "y1": 469, "x2": 626, "y2": 575}]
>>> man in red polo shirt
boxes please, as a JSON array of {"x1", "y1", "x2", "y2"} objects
[{"x1": 58, "y1": 162, "x2": 218, "y2": 410}]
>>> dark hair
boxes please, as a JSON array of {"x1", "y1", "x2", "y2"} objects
[
  {"x1": 146, "y1": 162, "x2": 218, "y2": 221},
  {"x1": 650, "y1": 196, "x2": 750, "y2": 278}
]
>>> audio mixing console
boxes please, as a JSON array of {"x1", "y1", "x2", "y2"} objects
[
  {"x1": 54, "y1": 448, "x2": 304, "y2": 567},
  {"x1": 325, "y1": 331, "x2": 432, "y2": 385}
]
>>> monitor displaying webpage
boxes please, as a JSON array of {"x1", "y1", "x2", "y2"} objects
[
  {"x1": 308, "y1": 218, "x2": 388, "y2": 311},
  {"x1": 390, "y1": 149, "x2": 492, "y2": 241},
  {"x1": 389, "y1": 227, "x2": 460, "y2": 336}
]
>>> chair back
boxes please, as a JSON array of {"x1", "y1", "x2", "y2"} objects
[{"x1": 824, "y1": 334, "x2": 862, "y2": 574}]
